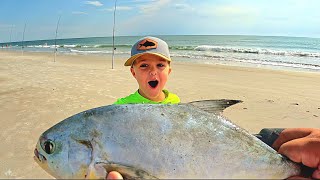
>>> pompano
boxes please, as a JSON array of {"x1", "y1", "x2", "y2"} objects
[{"x1": 34, "y1": 100, "x2": 301, "y2": 179}]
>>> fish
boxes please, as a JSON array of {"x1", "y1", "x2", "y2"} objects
[
  {"x1": 139, "y1": 40, "x2": 156, "y2": 48},
  {"x1": 34, "y1": 99, "x2": 301, "y2": 179}
]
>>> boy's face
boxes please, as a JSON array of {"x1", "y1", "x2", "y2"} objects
[{"x1": 130, "y1": 53, "x2": 171, "y2": 101}]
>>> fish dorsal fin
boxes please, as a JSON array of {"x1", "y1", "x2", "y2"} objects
[{"x1": 187, "y1": 99, "x2": 242, "y2": 114}]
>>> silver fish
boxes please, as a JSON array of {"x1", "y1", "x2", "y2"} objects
[{"x1": 34, "y1": 100, "x2": 301, "y2": 179}]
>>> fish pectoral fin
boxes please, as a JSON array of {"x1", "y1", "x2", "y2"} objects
[
  {"x1": 187, "y1": 99, "x2": 242, "y2": 114},
  {"x1": 99, "y1": 162, "x2": 158, "y2": 179},
  {"x1": 85, "y1": 162, "x2": 107, "y2": 179}
]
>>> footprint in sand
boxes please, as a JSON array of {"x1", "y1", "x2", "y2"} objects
[
  {"x1": 4, "y1": 169, "x2": 16, "y2": 178},
  {"x1": 266, "y1": 99, "x2": 274, "y2": 103}
]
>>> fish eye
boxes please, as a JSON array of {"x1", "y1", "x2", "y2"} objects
[{"x1": 42, "y1": 140, "x2": 55, "y2": 154}]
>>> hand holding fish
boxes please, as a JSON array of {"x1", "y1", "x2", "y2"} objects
[
  {"x1": 106, "y1": 171, "x2": 123, "y2": 180},
  {"x1": 273, "y1": 128, "x2": 320, "y2": 179}
]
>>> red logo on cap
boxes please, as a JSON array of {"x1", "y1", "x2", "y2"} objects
[{"x1": 137, "y1": 38, "x2": 158, "y2": 50}]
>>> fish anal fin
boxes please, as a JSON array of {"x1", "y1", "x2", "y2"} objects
[{"x1": 187, "y1": 99, "x2": 242, "y2": 114}]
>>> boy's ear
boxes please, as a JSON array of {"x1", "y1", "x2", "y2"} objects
[
  {"x1": 130, "y1": 67, "x2": 136, "y2": 77},
  {"x1": 168, "y1": 67, "x2": 172, "y2": 75}
]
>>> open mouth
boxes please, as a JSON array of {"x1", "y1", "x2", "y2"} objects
[{"x1": 148, "y1": 80, "x2": 159, "y2": 88}]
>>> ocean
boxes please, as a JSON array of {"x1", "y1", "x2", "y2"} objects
[{"x1": 1, "y1": 35, "x2": 320, "y2": 72}]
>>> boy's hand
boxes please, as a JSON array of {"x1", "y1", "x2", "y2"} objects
[
  {"x1": 106, "y1": 171, "x2": 123, "y2": 180},
  {"x1": 272, "y1": 128, "x2": 320, "y2": 179}
]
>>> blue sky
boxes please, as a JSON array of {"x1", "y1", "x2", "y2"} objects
[{"x1": 0, "y1": 0, "x2": 320, "y2": 42}]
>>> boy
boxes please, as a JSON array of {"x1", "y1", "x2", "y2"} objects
[{"x1": 114, "y1": 36, "x2": 180, "y2": 104}]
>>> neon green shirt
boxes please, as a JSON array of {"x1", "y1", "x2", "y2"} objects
[{"x1": 114, "y1": 89, "x2": 180, "y2": 104}]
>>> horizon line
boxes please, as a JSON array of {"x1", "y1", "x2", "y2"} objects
[{"x1": 1, "y1": 34, "x2": 320, "y2": 44}]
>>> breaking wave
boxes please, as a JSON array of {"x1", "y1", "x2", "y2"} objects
[{"x1": 194, "y1": 45, "x2": 320, "y2": 58}]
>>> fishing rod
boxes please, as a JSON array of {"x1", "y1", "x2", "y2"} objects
[
  {"x1": 22, "y1": 23, "x2": 26, "y2": 56},
  {"x1": 111, "y1": 0, "x2": 117, "y2": 69},
  {"x1": 54, "y1": 15, "x2": 61, "y2": 62},
  {"x1": 9, "y1": 24, "x2": 13, "y2": 47}
]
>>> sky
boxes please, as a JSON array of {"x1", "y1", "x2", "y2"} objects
[{"x1": 0, "y1": 0, "x2": 320, "y2": 42}]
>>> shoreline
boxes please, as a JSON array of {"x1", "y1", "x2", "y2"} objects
[
  {"x1": 0, "y1": 50, "x2": 319, "y2": 178},
  {"x1": 2, "y1": 48, "x2": 320, "y2": 73}
]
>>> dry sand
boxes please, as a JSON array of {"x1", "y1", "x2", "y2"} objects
[{"x1": 0, "y1": 50, "x2": 319, "y2": 178}]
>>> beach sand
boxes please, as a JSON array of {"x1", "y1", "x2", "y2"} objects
[{"x1": 0, "y1": 50, "x2": 319, "y2": 178}]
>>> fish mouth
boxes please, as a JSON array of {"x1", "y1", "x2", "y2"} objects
[
  {"x1": 34, "y1": 148, "x2": 47, "y2": 163},
  {"x1": 34, "y1": 148, "x2": 56, "y2": 179},
  {"x1": 148, "y1": 80, "x2": 159, "y2": 88}
]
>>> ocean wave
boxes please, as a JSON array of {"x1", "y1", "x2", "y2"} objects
[
  {"x1": 171, "y1": 53, "x2": 224, "y2": 59},
  {"x1": 63, "y1": 44, "x2": 81, "y2": 48},
  {"x1": 24, "y1": 44, "x2": 132, "y2": 49},
  {"x1": 69, "y1": 49, "x2": 129, "y2": 55},
  {"x1": 93, "y1": 44, "x2": 132, "y2": 48},
  {"x1": 194, "y1": 45, "x2": 320, "y2": 58},
  {"x1": 238, "y1": 58, "x2": 320, "y2": 70},
  {"x1": 27, "y1": 45, "x2": 59, "y2": 48},
  {"x1": 171, "y1": 52, "x2": 320, "y2": 71},
  {"x1": 70, "y1": 49, "x2": 109, "y2": 54},
  {"x1": 169, "y1": 45, "x2": 195, "y2": 50}
]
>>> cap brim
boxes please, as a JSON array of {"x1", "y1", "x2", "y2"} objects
[{"x1": 124, "y1": 53, "x2": 171, "y2": 66}]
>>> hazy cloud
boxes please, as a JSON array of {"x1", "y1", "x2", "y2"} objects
[
  {"x1": 174, "y1": 3, "x2": 194, "y2": 11},
  {"x1": 132, "y1": 0, "x2": 157, "y2": 2},
  {"x1": 72, "y1": 11, "x2": 88, "y2": 15},
  {"x1": 198, "y1": 4, "x2": 258, "y2": 18},
  {"x1": 138, "y1": 0, "x2": 172, "y2": 14},
  {"x1": 0, "y1": 24, "x2": 15, "y2": 30},
  {"x1": 85, "y1": 1, "x2": 103, "y2": 7},
  {"x1": 102, "y1": 6, "x2": 133, "y2": 11},
  {"x1": 116, "y1": 6, "x2": 133, "y2": 11}
]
